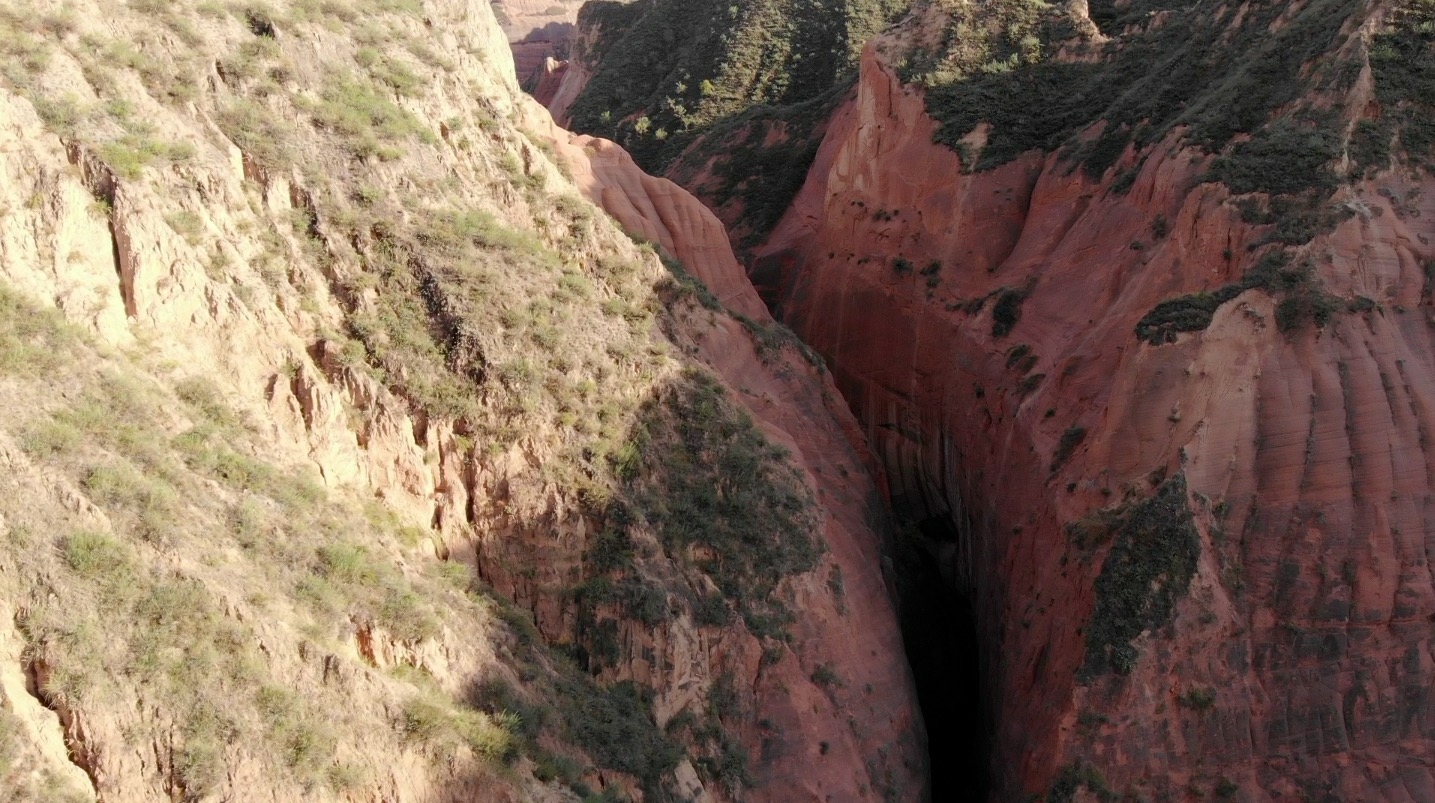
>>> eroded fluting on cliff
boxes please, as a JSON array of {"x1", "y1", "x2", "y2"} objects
[{"x1": 742, "y1": 2, "x2": 1435, "y2": 799}]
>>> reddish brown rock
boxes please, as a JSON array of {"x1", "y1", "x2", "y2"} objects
[
  {"x1": 755, "y1": 35, "x2": 1435, "y2": 802},
  {"x1": 521, "y1": 97, "x2": 928, "y2": 802},
  {"x1": 529, "y1": 56, "x2": 568, "y2": 108},
  {"x1": 510, "y1": 41, "x2": 558, "y2": 88}
]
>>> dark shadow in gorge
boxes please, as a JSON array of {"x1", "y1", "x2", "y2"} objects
[{"x1": 895, "y1": 515, "x2": 991, "y2": 802}]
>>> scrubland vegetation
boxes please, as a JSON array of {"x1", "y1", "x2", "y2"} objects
[{"x1": 0, "y1": 0, "x2": 834, "y2": 798}]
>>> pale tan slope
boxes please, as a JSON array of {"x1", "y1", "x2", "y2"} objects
[{"x1": 0, "y1": 0, "x2": 923, "y2": 801}]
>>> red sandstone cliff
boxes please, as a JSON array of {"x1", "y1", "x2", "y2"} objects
[
  {"x1": 521, "y1": 97, "x2": 928, "y2": 801},
  {"x1": 755, "y1": 27, "x2": 1435, "y2": 803}
]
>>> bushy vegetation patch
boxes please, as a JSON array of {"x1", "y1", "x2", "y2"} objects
[
  {"x1": 1368, "y1": 0, "x2": 1435, "y2": 172},
  {"x1": 558, "y1": 678, "x2": 682, "y2": 793},
  {"x1": 475, "y1": 603, "x2": 686, "y2": 799},
  {"x1": 0, "y1": 286, "x2": 81, "y2": 376},
  {"x1": 991, "y1": 285, "x2": 1029, "y2": 337},
  {"x1": 1079, "y1": 474, "x2": 1200, "y2": 678},
  {"x1": 908, "y1": 0, "x2": 1371, "y2": 245},
  {"x1": 603, "y1": 370, "x2": 822, "y2": 641},
  {"x1": 1134, "y1": 286, "x2": 1244, "y2": 345},
  {"x1": 1136, "y1": 251, "x2": 1343, "y2": 344},
  {"x1": 1050, "y1": 425, "x2": 1087, "y2": 472},
  {"x1": 1048, "y1": 760, "x2": 1117, "y2": 802}
]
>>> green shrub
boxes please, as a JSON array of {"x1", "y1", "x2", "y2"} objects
[
  {"x1": 1137, "y1": 250, "x2": 1342, "y2": 343},
  {"x1": 692, "y1": 591, "x2": 730, "y2": 626},
  {"x1": 1134, "y1": 286, "x2": 1243, "y2": 345},
  {"x1": 310, "y1": 77, "x2": 432, "y2": 160},
  {"x1": 920, "y1": 260, "x2": 942, "y2": 289},
  {"x1": 1048, "y1": 760, "x2": 1115, "y2": 803},
  {"x1": 216, "y1": 98, "x2": 295, "y2": 171},
  {"x1": 62, "y1": 531, "x2": 134, "y2": 579},
  {"x1": 558, "y1": 678, "x2": 681, "y2": 794},
  {"x1": 625, "y1": 371, "x2": 822, "y2": 640},
  {"x1": 1274, "y1": 290, "x2": 1342, "y2": 333},
  {"x1": 318, "y1": 543, "x2": 382, "y2": 586},
  {"x1": 0, "y1": 284, "x2": 77, "y2": 375},
  {"x1": 1177, "y1": 687, "x2": 1216, "y2": 711},
  {"x1": 98, "y1": 134, "x2": 194, "y2": 180},
  {"x1": 175, "y1": 377, "x2": 243, "y2": 430},
  {"x1": 83, "y1": 463, "x2": 179, "y2": 541},
  {"x1": 1005, "y1": 343, "x2": 1036, "y2": 372},
  {"x1": 400, "y1": 696, "x2": 515, "y2": 761},
  {"x1": 1080, "y1": 475, "x2": 1200, "y2": 678},
  {"x1": 1017, "y1": 372, "x2": 1045, "y2": 396},
  {"x1": 21, "y1": 418, "x2": 83, "y2": 456},
  {"x1": 810, "y1": 663, "x2": 841, "y2": 688},
  {"x1": 1208, "y1": 118, "x2": 1341, "y2": 197},
  {"x1": 32, "y1": 94, "x2": 87, "y2": 139}
]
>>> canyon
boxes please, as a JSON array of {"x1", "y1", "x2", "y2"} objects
[
  {"x1": 542, "y1": 0, "x2": 1435, "y2": 800},
  {"x1": 2, "y1": 0, "x2": 1433, "y2": 801}
]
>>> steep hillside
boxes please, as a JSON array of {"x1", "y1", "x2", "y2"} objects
[
  {"x1": 753, "y1": 0, "x2": 1435, "y2": 799},
  {"x1": 548, "y1": 0, "x2": 908, "y2": 247},
  {"x1": 0, "y1": 1, "x2": 923, "y2": 801}
]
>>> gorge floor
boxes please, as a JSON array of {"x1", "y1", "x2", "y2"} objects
[{"x1": 894, "y1": 518, "x2": 992, "y2": 802}]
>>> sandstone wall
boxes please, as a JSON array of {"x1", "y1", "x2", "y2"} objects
[{"x1": 758, "y1": 35, "x2": 1435, "y2": 802}]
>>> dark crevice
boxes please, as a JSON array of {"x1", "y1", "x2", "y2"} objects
[
  {"x1": 894, "y1": 518, "x2": 992, "y2": 802},
  {"x1": 17, "y1": 643, "x2": 101, "y2": 795}
]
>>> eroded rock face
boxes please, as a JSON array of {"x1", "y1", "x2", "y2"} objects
[
  {"x1": 0, "y1": 0, "x2": 924, "y2": 799},
  {"x1": 522, "y1": 97, "x2": 927, "y2": 802},
  {"x1": 492, "y1": 0, "x2": 583, "y2": 43},
  {"x1": 757, "y1": 36, "x2": 1435, "y2": 802}
]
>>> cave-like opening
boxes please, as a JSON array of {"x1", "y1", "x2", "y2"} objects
[{"x1": 895, "y1": 515, "x2": 991, "y2": 802}]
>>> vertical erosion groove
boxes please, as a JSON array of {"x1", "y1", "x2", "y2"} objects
[{"x1": 894, "y1": 514, "x2": 992, "y2": 801}]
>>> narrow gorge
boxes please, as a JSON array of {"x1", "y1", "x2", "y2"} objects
[
  {"x1": 2, "y1": 0, "x2": 1434, "y2": 802},
  {"x1": 537, "y1": 0, "x2": 1435, "y2": 800}
]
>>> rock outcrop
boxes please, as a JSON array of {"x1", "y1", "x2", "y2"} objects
[
  {"x1": 524, "y1": 96, "x2": 928, "y2": 803},
  {"x1": 0, "y1": 0, "x2": 923, "y2": 800},
  {"x1": 754, "y1": 7, "x2": 1435, "y2": 801}
]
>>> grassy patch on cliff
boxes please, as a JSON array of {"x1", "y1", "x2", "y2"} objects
[
  {"x1": 1365, "y1": 0, "x2": 1435, "y2": 173},
  {"x1": 1135, "y1": 250, "x2": 1343, "y2": 344},
  {"x1": 575, "y1": 367, "x2": 823, "y2": 664},
  {"x1": 908, "y1": 0, "x2": 1371, "y2": 245},
  {"x1": 629, "y1": 370, "x2": 822, "y2": 638},
  {"x1": 0, "y1": 286, "x2": 518, "y2": 797},
  {"x1": 475, "y1": 602, "x2": 685, "y2": 799},
  {"x1": 1076, "y1": 474, "x2": 1200, "y2": 678}
]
